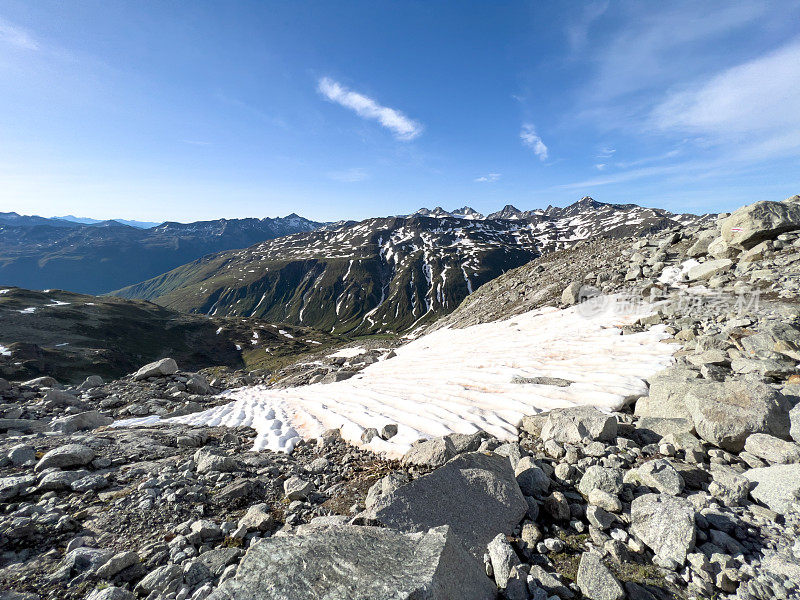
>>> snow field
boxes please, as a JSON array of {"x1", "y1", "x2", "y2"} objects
[{"x1": 115, "y1": 295, "x2": 677, "y2": 458}]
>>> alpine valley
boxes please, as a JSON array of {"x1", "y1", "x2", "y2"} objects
[{"x1": 113, "y1": 197, "x2": 708, "y2": 334}]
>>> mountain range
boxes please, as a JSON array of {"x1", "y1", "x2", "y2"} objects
[
  {"x1": 113, "y1": 197, "x2": 711, "y2": 334},
  {"x1": 0, "y1": 212, "x2": 324, "y2": 294},
  {"x1": 53, "y1": 215, "x2": 162, "y2": 228}
]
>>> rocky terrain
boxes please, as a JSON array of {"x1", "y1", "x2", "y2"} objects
[
  {"x1": 1, "y1": 195, "x2": 800, "y2": 600},
  {"x1": 0, "y1": 213, "x2": 324, "y2": 295},
  {"x1": 113, "y1": 197, "x2": 706, "y2": 336}
]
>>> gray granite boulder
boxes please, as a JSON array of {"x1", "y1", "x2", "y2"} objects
[
  {"x1": 720, "y1": 198, "x2": 800, "y2": 248},
  {"x1": 540, "y1": 406, "x2": 617, "y2": 444},
  {"x1": 35, "y1": 444, "x2": 95, "y2": 472},
  {"x1": 745, "y1": 464, "x2": 800, "y2": 514},
  {"x1": 630, "y1": 493, "x2": 695, "y2": 566},
  {"x1": 577, "y1": 552, "x2": 625, "y2": 600},
  {"x1": 743, "y1": 433, "x2": 800, "y2": 464},
  {"x1": 133, "y1": 357, "x2": 178, "y2": 380},
  {"x1": 207, "y1": 525, "x2": 495, "y2": 600},
  {"x1": 365, "y1": 451, "x2": 526, "y2": 559},
  {"x1": 683, "y1": 380, "x2": 790, "y2": 452},
  {"x1": 401, "y1": 436, "x2": 456, "y2": 468}
]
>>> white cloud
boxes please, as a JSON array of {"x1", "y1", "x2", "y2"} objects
[
  {"x1": 566, "y1": 1, "x2": 609, "y2": 53},
  {"x1": 652, "y1": 38, "x2": 800, "y2": 160},
  {"x1": 594, "y1": 164, "x2": 607, "y2": 171},
  {"x1": 0, "y1": 17, "x2": 38, "y2": 51},
  {"x1": 328, "y1": 167, "x2": 368, "y2": 182},
  {"x1": 615, "y1": 148, "x2": 680, "y2": 169},
  {"x1": 595, "y1": 146, "x2": 616, "y2": 159},
  {"x1": 589, "y1": 3, "x2": 763, "y2": 102},
  {"x1": 520, "y1": 124, "x2": 548, "y2": 161},
  {"x1": 475, "y1": 173, "x2": 501, "y2": 183},
  {"x1": 317, "y1": 77, "x2": 422, "y2": 141}
]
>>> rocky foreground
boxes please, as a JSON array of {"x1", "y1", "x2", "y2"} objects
[{"x1": 2, "y1": 196, "x2": 800, "y2": 599}]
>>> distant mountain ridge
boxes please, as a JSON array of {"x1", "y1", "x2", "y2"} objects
[
  {"x1": 0, "y1": 213, "x2": 325, "y2": 294},
  {"x1": 53, "y1": 215, "x2": 162, "y2": 229},
  {"x1": 114, "y1": 197, "x2": 711, "y2": 335}
]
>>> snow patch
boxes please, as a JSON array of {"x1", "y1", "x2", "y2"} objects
[
  {"x1": 328, "y1": 347, "x2": 367, "y2": 359},
  {"x1": 115, "y1": 295, "x2": 676, "y2": 458},
  {"x1": 659, "y1": 259, "x2": 701, "y2": 286}
]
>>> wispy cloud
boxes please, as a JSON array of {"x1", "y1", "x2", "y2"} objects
[
  {"x1": 651, "y1": 37, "x2": 800, "y2": 160},
  {"x1": 520, "y1": 124, "x2": 548, "y2": 161},
  {"x1": 595, "y1": 146, "x2": 616, "y2": 159},
  {"x1": 594, "y1": 164, "x2": 607, "y2": 171},
  {"x1": 615, "y1": 148, "x2": 680, "y2": 169},
  {"x1": 183, "y1": 140, "x2": 212, "y2": 147},
  {"x1": 0, "y1": 17, "x2": 39, "y2": 51},
  {"x1": 317, "y1": 77, "x2": 423, "y2": 141},
  {"x1": 566, "y1": 1, "x2": 609, "y2": 53},
  {"x1": 327, "y1": 167, "x2": 368, "y2": 182},
  {"x1": 559, "y1": 162, "x2": 690, "y2": 189},
  {"x1": 475, "y1": 173, "x2": 501, "y2": 183},
  {"x1": 588, "y1": 3, "x2": 763, "y2": 102}
]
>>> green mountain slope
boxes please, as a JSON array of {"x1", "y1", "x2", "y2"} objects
[
  {"x1": 0, "y1": 287, "x2": 342, "y2": 383},
  {"x1": 114, "y1": 215, "x2": 542, "y2": 334}
]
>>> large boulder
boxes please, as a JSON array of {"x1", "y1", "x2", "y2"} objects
[
  {"x1": 683, "y1": 380, "x2": 790, "y2": 452},
  {"x1": 401, "y1": 436, "x2": 456, "y2": 468},
  {"x1": 687, "y1": 259, "x2": 733, "y2": 281},
  {"x1": 0, "y1": 474, "x2": 36, "y2": 501},
  {"x1": 577, "y1": 552, "x2": 625, "y2": 600},
  {"x1": 194, "y1": 448, "x2": 237, "y2": 474},
  {"x1": 624, "y1": 459, "x2": 684, "y2": 495},
  {"x1": 207, "y1": 525, "x2": 495, "y2": 600},
  {"x1": 791, "y1": 404, "x2": 800, "y2": 443},
  {"x1": 540, "y1": 406, "x2": 617, "y2": 444},
  {"x1": 365, "y1": 451, "x2": 527, "y2": 559},
  {"x1": 707, "y1": 237, "x2": 739, "y2": 259},
  {"x1": 745, "y1": 464, "x2": 800, "y2": 515},
  {"x1": 708, "y1": 466, "x2": 752, "y2": 507},
  {"x1": 561, "y1": 281, "x2": 583, "y2": 305},
  {"x1": 634, "y1": 368, "x2": 701, "y2": 421},
  {"x1": 35, "y1": 444, "x2": 95, "y2": 472},
  {"x1": 578, "y1": 466, "x2": 624, "y2": 497},
  {"x1": 630, "y1": 494, "x2": 695, "y2": 566},
  {"x1": 743, "y1": 433, "x2": 800, "y2": 464},
  {"x1": 51, "y1": 410, "x2": 112, "y2": 434},
  {"x1": 133, "y1": 358, "x2": 178, "y2": 380},
  {"x1": 720, "y1": 198, "x2": 800, "y2": 249},
  {"x1": 186, "y1": 374, "x2": 213, "y2": 395}
]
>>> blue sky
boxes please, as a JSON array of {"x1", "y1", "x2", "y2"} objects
[{"x1": 1, "y1": 1, "x2": 799, "y2": 222}]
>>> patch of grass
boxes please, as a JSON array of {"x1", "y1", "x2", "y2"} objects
[
  {"x1": 549, "y1": 532, "x2": 589, "y2": 583},
  {"x1": 222, "y1": 536, "x2": 243, "y2": 548},
  {"x1": 612, "y1": 560, "x2": 667, "y2": 587}
]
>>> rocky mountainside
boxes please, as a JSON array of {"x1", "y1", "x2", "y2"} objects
[
  {"x1": 114, "y1": 197, "x2": 708, "y2": 335},
  {"x1": 0, "y1": 214, "x2": 324, "y2": 295},
  {"x1": 0, "y1": 287, "x2": 344, "y2": 384},
  {"x1": 2, "y1": 195, "x2": 800, "y2": 600}
]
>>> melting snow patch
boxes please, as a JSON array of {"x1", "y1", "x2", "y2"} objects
[
  {"x1": 0, "y1": 345, "x2": 10, "y2": 356},
  {"x1": 328, "y1": 347, "x2": 367, "y2": 359},
  {"x1": 0, "y1": 289, "x2": 9, "y2": 295},
  {"x1": 115, "y1": 295, "x2": 677, "y2": 458},
  {"x1": 18, "y1": 307, "x2": 36, "y2": 314},
  {"x1": 659, "y1": 259, "x2": 700, "y2": 286}
]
